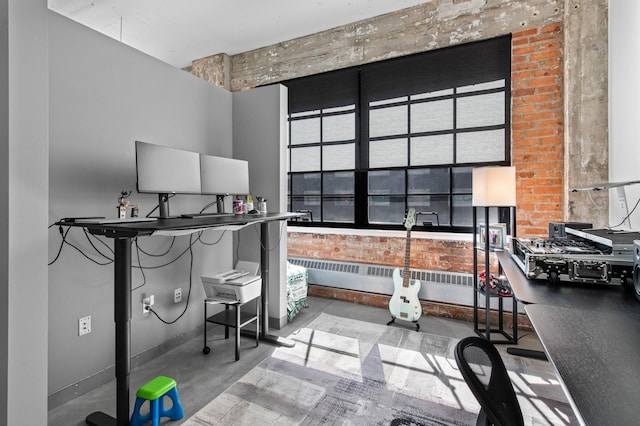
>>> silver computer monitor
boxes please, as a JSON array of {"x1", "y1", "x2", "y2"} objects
[
  {"x1": 200, "y1": 154, "x2": 249, "y2": 196},
  {"x1": 135, "y1": 141, "x2": 201, "y2": 217}
]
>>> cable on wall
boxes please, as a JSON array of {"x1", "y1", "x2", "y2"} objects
[
  {"x1": 146, "y1": 232, "x2": 197, "y2": 324},
  {"x1": 48, "y1": 224, "x2": 113, "y2": 266},
  {"x1": 49, "y1": 213, "x2": 248, "y2": 323},
  {"x1": 82, "y1": 228, "x2": 114, "y2": 260},
  {"x1": 252, "y1": 221, "x2": 287, "y2": 252},
  {"x1": 610, "y1": 196, "x2": 640, "y2": 229}
]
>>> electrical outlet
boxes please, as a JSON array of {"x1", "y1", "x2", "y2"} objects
[
  {"x1": 79, "y1": 316, "x2": 91, "y2": 336},
  {"x1": 174, "y1": 288, "x2": 182, "y2": 304},
  {"x1": 142, "y1": 294, "x2": 154, "y2": 314}
]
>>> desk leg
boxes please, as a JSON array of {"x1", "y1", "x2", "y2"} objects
[
  {"x1": 512, "y1": 297, "x2": 518, "y2": 342},
  {"x1": 86, "y1": 237, "x2": 131, "y2": 426},
  {"x1": 507, "y1": 347, "x2": 547, "y2": 360},
  {"x1": 260, "y1": 221, "x2": 269, "y2": 338},
  {"x1": 507, "y1": 299, "x2": 546, "y2": 360},
  {"x1": 257, "y1": 221, "x2": 294, "y2": 348}
]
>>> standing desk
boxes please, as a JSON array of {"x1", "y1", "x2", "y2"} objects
[
  {"x1": 58, "y1": 213, "x2": 300, "y2": 426},
  {"x1": 496, "y1": 251, "x2": 640, "y2": 425}
]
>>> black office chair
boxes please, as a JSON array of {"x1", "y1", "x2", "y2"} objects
[{"x1": 455, "y1": 336, "x2": 524, "y2": 426}]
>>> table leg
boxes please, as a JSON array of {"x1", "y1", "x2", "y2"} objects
[
  {"x1": 512, "y1": 297, "x2": 518, "y2": 342},
  {"x1": 258, "y1": 221, "x2": 294, "y2": 347},
  {"x1": 86, "y1": 237, "x2": 131, "y2": 426},
  {"x1": 235, "y1": 304, "x2": 240, "y2": 361}
]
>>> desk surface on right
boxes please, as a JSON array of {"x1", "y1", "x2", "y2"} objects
[
  {"x1": 525, "y1": 304, "x2": 640, "y2": 426},
  {"x1": 497, "y1": 250, "x2": 640, "y2": 426}
]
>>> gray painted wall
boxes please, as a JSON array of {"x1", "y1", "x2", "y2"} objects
[
  {"x1": 0, "y1": 0, "x2": 7, "y2": 417},
  {"x1": 48, "y1": 11, "x2": 235, "y2": 395},
  {"x1": 233, "y1": 85, "x2": 289, "y2": 327},
  {"x1": 1, "y1": 0, "x2": 49, "y2": 424}
]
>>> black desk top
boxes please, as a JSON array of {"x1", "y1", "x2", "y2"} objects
[
  {"x1": 525, "y1": 304, "x2": 640, "y2": 426},
  {"x1": 57, "y1": 212, "x2": 300, "y2": 238},
  {"x1": 496, "y1": 251, "x2": 638, "y2": 313},
  {"x1": 497, "y1": 250, "x2": 640, "y2": 426}
]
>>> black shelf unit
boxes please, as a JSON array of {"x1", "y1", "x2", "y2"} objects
[
  {"x1": 473, "y1": 206, "x2": 517, "y2": 344},
  {"x1": 203, "y1": 297, "x2": 260, "y2": 361}
]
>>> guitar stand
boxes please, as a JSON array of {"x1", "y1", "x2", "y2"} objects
[{"x1": 387, "y1": 316, "x2": 420, "y2": 332}]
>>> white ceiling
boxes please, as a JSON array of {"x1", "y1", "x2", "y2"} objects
[{"x1": 48, "y1": 0, "x2": 429, "y2": 69}]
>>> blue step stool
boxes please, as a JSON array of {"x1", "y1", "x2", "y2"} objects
[{"x1": 130, "y1": 375, "x2": 184, "y2": 426}]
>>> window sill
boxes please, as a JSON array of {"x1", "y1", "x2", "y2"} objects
[{"x1": 287, "y1": 225, "x2": 473, "y2": 242}]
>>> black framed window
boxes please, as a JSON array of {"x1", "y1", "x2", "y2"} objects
[{"x1": 284, "y1": 35, "x2": 511, "y2": 231}]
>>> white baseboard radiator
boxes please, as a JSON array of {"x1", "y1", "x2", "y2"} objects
[{"x1": 287, "y1": 257, "x2": 477, "y2": 307}]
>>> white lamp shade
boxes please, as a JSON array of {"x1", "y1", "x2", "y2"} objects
[{"x1": 472, "y1": 166, "x2": 517, "y2": 206}]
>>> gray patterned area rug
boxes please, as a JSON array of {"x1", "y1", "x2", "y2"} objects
[{"x1": 184, "y1": 313, "x2": 575, "y2": 425}]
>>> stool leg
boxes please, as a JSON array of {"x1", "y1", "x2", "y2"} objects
[
  {"x1": 130, "y1": 397, "x2": 148, "y2": 426},
  {"x1": 159, "y1": 387, "x2": 185, "y2": 420},
  {"x1": 150, "y1": 398, "x2": 160, "y2": 426}
]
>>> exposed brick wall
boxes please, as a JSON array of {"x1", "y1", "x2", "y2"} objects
[
  {"x1": 511, "y1": 24, "x2": 565, "y2": 238},
  {"x1": 308, "y1": 285, "x2": 532, "y2": 331},
  {"x1": 288, "y1": 231, "x2": 477, "y2": 275}
]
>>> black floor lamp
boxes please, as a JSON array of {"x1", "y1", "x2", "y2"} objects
[{"x1": 472, "y1": 166, "x2": 517, "y2": 342}]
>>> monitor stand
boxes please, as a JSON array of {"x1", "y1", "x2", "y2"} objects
[
  {"x1": 216, "y1": 194, "x2": 226, "y2": 214},
  {"x1": 158, "y1": 193, "x2": 170, "y2": 219}
]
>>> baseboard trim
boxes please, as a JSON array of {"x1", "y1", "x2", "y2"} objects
[{"x1": 48, "y1": 325, "x2": 203, "y2": 410}]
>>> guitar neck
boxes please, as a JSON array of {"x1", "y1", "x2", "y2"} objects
[{"x1": 403, "y1": 229, "x2": 411, "y2": 287}]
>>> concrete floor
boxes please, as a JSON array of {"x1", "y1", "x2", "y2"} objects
[{"x1": 47, "y1": 296, "x2": 544, "y2": 425}]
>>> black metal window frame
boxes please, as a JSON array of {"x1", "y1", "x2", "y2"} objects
[{"x1": 284, "y1": 35, "x2": 512, "y2": 232}]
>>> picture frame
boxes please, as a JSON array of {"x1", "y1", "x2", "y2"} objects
[{"x1": 478, "y1": 223, "x2": 507, "y2": 251}]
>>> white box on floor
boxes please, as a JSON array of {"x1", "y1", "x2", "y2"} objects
[{"x1": 201, "y1": 274, "x2": 261, "y2": 304}]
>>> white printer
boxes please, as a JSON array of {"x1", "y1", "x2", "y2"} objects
[{"x1": 201, "y1": 273, "x2": 261, "y2": 304}]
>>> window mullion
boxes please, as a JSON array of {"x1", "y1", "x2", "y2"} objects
[
  {"x1": 319, "y1": 113, "x2": 324, "y2": 222},
  {"x1": 357, "y1": 70, "x2": 369, "y2": 228},
  {"x1": 285, "y1": 35, "x2": 511, "y2": 231}
]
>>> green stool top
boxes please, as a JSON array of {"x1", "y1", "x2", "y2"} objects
[{"x1": 136, "y1": 376, "x2": 177, "y2": 401}]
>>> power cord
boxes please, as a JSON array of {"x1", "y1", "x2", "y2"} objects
[
  {"x1": 144, "y1": 232, "x2": 196, "y2": 324},
  {"x1": 131, "y1": 236, "x2": 176, "y2": 292},
  {"x1": 131, "y1": 236, "x2": 199, "y2": 270},
  {"x1": 82, "y1": 228, "x2": 114, "y2": 260},
  {"x1": 135, "y1": 236, "x2": 176, "y2": 257},
  {"x1": 197, "y1": 229, "x2": 227, "y2": 246},
  {"x1": 252, "y1": 220, "x2": 287, "y2": 251},
  {"x1": 50, "y1": 213, "x2": 246, "y2": 324},
  {"x1": 49, "y1": 224, "x2": 113, "y2": 266},
  {"x1": 132, "y1": 238, "x2": 148, "y2": 292},
  {"x1": 131, "y1": 234, "x2": 199, "y2": 292},
  {"x1": 48, "y1": 225, "x2": 70, "y2": 266},
  {"x1": 609, "y1": 196, "x2": 640, "y2": 229}
]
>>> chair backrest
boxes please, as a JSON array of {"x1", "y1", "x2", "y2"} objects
[{"x1": 454, "y1": 336, "x2": 524, "y2": 426}]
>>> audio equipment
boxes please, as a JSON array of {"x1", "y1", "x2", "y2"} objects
[
  {"x1": 511, "y1": 225, "x2": 637, "y2": 287},
  {"x1": 548, "y1": 222, "x2": 592, "y2": 240}
]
